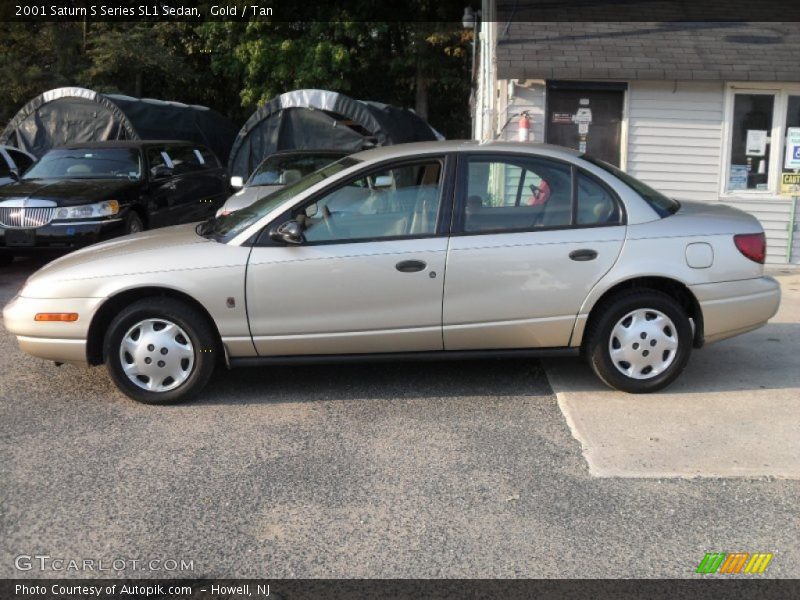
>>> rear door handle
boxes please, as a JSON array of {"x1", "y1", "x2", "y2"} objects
[
  {"x1": 569, "y1": 249, "x2": 598, "y2": 261},
  {"x1": 396, "y1": 260, "x2": 427, "y2": 273}
]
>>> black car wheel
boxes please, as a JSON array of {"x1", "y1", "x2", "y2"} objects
[
  {"x1": 124, "y1": 211, "x2": 144, "y2": 234},
  {"x1": 103, "y1": 298, "x2": 217, "y2": 404},
  {"x1": 585, "y1": 290, "x2": 692, "y2": 393}
]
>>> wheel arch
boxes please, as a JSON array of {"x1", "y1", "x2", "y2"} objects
[
  {"x1": 86, "y1": 286, "x2": 223, "y2": 365},
  {"x1": 578, "y1": 276, "x2": 704, "y2": 350}
]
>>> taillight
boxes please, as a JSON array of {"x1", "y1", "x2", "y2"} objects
[{"x1": 734, "y1": 232, "x2": 766, "y2": 264}]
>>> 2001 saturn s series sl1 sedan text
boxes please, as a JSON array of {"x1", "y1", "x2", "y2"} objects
[{"x1": 3, "y1": 141, "x2": 781, "y2": 404}]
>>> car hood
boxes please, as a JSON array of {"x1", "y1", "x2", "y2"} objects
[
  {"x1": 219, "y1": 185, "x2": 282, "y2": 215},
  {"x1": 0, "y1": 178, "x2": 138, "y2": 205}
]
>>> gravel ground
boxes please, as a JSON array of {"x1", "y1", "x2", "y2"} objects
[{"x1": 1, "y1": 256, "x2": 798, "y2": 578}]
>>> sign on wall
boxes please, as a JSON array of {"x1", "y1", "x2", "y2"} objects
[{"x1": 785, "y1": 127, "x2": 800, "y2": 170}]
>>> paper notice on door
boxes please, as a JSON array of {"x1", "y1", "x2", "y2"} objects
[{"x1": 745, "y1": 130, "x2": 768, "y2": 156}]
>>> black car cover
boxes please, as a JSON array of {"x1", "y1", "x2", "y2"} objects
[
  {"x1": 0, "y1": 87, "x2": 239, "y2": 164},
  {"x1": 228, "y1": 89, "x2": 442, "y2": 178}
]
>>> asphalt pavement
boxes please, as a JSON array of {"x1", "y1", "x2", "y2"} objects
[{"x1": 1, "y1": 256, "x2": 798, "y2": 578}]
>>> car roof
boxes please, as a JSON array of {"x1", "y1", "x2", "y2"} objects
[
  {"x1": 270, "y1": 149, "x2": 351, "y2": 157},
  {"x1": 350, "y1": 140, "x2": 582, "y2": 162},
  {"x1": 56, "y1": 140, "x2": 203, "y2": 150}
]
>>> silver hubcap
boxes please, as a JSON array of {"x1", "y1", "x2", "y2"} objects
[
  {"x1": 608, "y1": 308, "x2": 678, "y2": 380},
  {"x1": 119, "y1": 318, "x2": 195, "y2": 392}
]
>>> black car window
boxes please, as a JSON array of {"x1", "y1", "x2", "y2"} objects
[
  {"x1": 23, "y1": 148, "x2": 141, "y2": 180},
  {"x1": 147, "y1": 147, "x2": 172, "y2": 179},
  {"x1": 167, "y1": 145, "x2": 203, "y2": 175},
  {"x1": 7, "y1": 149, "x2": 34, "y2": 173}
]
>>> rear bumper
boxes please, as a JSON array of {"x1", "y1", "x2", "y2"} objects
[
  {"x1": 0, "y1": 218, "x2": 124, "y2": 253},
  {"x1": 690, "y1": 276, "x2": 781, "y2": 345}
]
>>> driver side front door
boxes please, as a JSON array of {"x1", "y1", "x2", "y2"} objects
[{"x1": 245, "y1": 157, "x2": 452, "y2": 356}]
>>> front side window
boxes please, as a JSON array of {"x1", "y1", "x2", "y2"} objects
[
  {"x1": 727, "y1": 93, "x2": 775, "y2": 192},
  {"x1": 300, "y1": 160, "x2": 443, "y2": 243},
  {"x1": 23, "y1": 148, "x2": 142, "y2": 180},
  {"x1": 463, "y1": 157, "x2": 573, "y2": 232}
]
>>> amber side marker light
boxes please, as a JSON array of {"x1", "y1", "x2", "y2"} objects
[{"x1": 35, "y1": 313, "x2": 79, "y2": 322}]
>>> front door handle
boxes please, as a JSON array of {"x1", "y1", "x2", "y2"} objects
[
  {"x1": 396, "y1": 260, "x2": 427, "y2": 273},
  {"x1": 569, "y1": 249, "x2": 598, "y2": 261}
]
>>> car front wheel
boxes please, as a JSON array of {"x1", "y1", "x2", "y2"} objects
[
  {"x1": 103, "y1": 298, "x2": 217, "y2": 404},
  {"x1": 585, "y1": 290, "x2": 692, "y2": 393}
]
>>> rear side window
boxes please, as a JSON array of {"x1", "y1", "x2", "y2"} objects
[
  {"x1": 576, "y1": 172, "x2": 622, "y2": 225},
  {"x1": 462, "y1": 157, "x2": 573, "y2": 233},
  {"x1": 582, "y1": 155, "x2": 679, "y2": 217}
]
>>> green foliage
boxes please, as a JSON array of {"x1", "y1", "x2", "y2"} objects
[{"x1": 0, "y1": 14, "x2": 472, "y2": 139}]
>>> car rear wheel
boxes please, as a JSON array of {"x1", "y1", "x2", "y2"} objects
[
  {"x1": 585, "y1": 290, "x2": 692, "y2": 393},
  {"x1": 103, "y1": 298, "x2": 217, "y2": 404}
]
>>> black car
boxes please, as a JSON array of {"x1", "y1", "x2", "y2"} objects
[{"x1": 0, "y1": 141, "x2": 228, "y2": 264}]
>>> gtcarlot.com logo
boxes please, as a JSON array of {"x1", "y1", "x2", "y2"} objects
[
  {"x1": 696, "y1": 552, "x2": 773, "y2": 574},
  {"x1": 15, "y1": 554, "x2": 194, "y2": 572}
]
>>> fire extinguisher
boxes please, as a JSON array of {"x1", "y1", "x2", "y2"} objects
[{"x1": 518, "y1": 112, "x2": 530, "y2": 142}]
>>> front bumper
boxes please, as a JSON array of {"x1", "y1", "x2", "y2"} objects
[
  {"x1": 3, "y1": 295, "x2": 104, "y2": 364},
  {"x1": 691, "y1": 276, "x2": 781, "y2": 344},
  {"x1": 0, "y1": 218, "x2": 124, "y2": 253}
]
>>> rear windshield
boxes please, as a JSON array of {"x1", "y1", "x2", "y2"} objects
[
  {"x1": 24, "y1": 148, "x2": 141, "y2": 180},
  {"x1": 582, "y1": 155, "x2": 680, "y2": 217}
]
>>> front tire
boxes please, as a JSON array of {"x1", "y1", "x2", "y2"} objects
[
  {"x1": 585, "y1": 290, "x2": 692, "y2": 393},
  {"x1": 103, "y1": 298, "x2": 217, "y2": 404},
  {"x1": 124, "y1": 211, "x2": 144, "y2": 235}
]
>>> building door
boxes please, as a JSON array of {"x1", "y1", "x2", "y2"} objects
[{"x1": 545, "y1": 82, "x2": 626, "y2": 166}]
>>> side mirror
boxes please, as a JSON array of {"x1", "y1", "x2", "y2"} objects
[
  {"x1": 269, "y1": 219, "x2": 304, "y2": 245},
  {"x1": 152, "y1": 165, "x2": 173, "y2": 180},
  {"x1": 9, "y1": 169, "x2": 19, "y2": 182},
  {"x1": 230, "y1": 176, "x2": 245, "y2": 189}
]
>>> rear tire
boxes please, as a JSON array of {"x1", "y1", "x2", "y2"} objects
[
  {"x1": 103, "y1": 298, "x2": 217, "y2": 404},
  {"x1": 585, "y1": 290, "x2": 692, "y2": 393}
]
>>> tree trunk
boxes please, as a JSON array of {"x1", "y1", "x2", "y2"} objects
[{"x1": 415, "y1": 70, "x2": 428, "y2": 120}]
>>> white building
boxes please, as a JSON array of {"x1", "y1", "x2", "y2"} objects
[{"x1": 474, "y1": 12, "x2": 800, "y2": 264}]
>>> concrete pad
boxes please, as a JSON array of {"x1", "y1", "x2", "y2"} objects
[{"x1": 545, "y1": 269, "x2": 800, "y2": 479}]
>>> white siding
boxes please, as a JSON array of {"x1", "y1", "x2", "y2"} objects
[
  {"x1": 498, "y1": 80, "x2": 546, "y2": 143},
  {"x1": 626, "y1": 81, "x2": 725, "y2": 203}
]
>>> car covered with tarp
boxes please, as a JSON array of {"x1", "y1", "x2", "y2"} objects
[
  {"x1": 227, "y1": 89, "x2": 442, "y2": 178},
  {"x1": 0, "y1": 87, "x2": 238, "y2": 165}
]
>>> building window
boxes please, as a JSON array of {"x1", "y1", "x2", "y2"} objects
[
  {"x1": 727, "y1": 93, "x2": 775, "y2": 192},
  {"x1": 724, "y1": 85, "x2": 800, "y2": 198}
]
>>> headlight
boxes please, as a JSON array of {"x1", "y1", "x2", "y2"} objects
[{"x1": 55, "y1": 200, "x2": 119, "y2": 220}]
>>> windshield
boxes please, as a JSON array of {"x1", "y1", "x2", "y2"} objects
[
  {"x1": 204, "y1": 156, "x2": 361, "y2": 241},
  {"x1": 582, "y1": 155, "x2": 680, "y2": 217},
  {"x1": 24, "y1": 148, "x2": 142, "y2": 180},
  {"x1": 248, "y1": 152, "x2": 347, "y2": 186}
]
